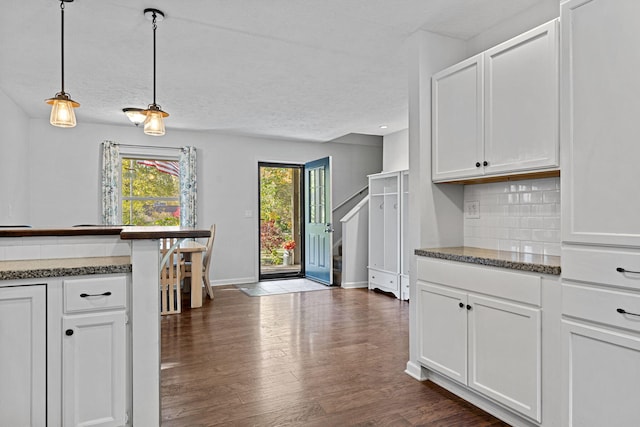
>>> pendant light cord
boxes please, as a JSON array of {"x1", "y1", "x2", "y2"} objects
[
  {"x1": 60, "y1": 1, "x2": 65, "y2": 95},
  {"x1": 152, "y1": 12, "x2": 157, "y2": 106}
]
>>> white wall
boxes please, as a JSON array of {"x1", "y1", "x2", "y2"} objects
[
  {"x1": 0, "y1": 89, "x2": 30, "y2": 224},
  {"x1": 382, "y1": 128, "x2": 409, "y2": 172},
  {"x1": 466, "y1": 0, "x2": 560, "y2": 56},
  {"x1": 26, "y1": 119, "x2": 382, "y2": 284}
]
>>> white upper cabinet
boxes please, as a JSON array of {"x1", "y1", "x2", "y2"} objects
[
  {"x1": 561, "y1": 0, "x2": 640, "y2": 246},
  {"x1": 433, "y1": 20, "x2": 559, "y2": 183},
  {"x1": 432, "y1": 55, "x2": 484, "y2": 181},
  {"x1": 484, "y1": 20, "x2": 558, "y2": 175}
]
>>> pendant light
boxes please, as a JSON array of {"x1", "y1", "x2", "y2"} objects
[
  {"x1": 142, "y1": 8, "x2": 169, "y2": 136},
  {"x1": 46, "y1": 0, "x2": 79, "y2": 128}
]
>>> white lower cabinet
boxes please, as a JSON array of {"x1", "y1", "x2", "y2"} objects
[
  {"x1": 561, "y1": 278, "x2": 640, "y2": 427},
  {"x1": 417, "y1": 282, "x2": 541, "y2": 422},
  {"x1": 416, "y1": 257, "x2": 544, "y2": 423},
  {"x1": 0, "y1": 274, "x2": 131, "y2": 427},
  {"x1": 468, "y1": 294, "x2": 541, "y2": 421},
  {"x1": 0, "y1": 285, "x2": 47, "y2": 427},
  {"x1": 562, "y1": 319, "x2": 640, "y2": 427},
  {"x1": 417, "y1": 283, "x2": 467, "y2": 383},
  {"x1": 63, "y1": 312, "x2": 127, "y2": 427},
  {"x1": 61, "y1": 276, "x2": 129, "y2": 427}
]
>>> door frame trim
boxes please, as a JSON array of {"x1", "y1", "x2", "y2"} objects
[{"x1": 258, "y1": 161, "x2": 305, "y2": 280}]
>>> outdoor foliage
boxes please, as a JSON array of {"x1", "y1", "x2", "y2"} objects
[
  {"x1": 260, "y1": 167, "x2": 294, "y2": 264},
  {"x1": 121, "y1": 158, "x2": 180, "y2": 226}
]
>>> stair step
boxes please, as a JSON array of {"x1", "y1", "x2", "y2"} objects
[{"x1": 333, "y1": 255, "x2": 342, "y2": 271}]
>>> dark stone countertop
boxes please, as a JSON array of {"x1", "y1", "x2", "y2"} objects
[
  {"x1": 0, "y1": 256, "x2": 132, "y2": 281},
  {"x1": 415, "y1": 246, "x2": 561, "y2": 275}
]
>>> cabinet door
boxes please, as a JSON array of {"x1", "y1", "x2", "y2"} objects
[
  {"x1": 562, "y1": 320, "x2": 640, "y2": 427},
  {"x1": 561, "y1": 0, "x2": 640, "y2": 246},
  {"x1": 484, "y1": 20, "x2": 558, "y2": 175},
  {"x1": 0, "y1": 285, "x2": 46, "y2": 427},
  {"x1": 468, "y1": 294, "x2": 541, "y2": 422},
  {"x1": 417, "y1": 282, "x2": 467, "y2": 384},
  {"x1": 432, "y1": 55, "x2": 484, "y2": 182},
  {"x1": 63, "y1": 311, "x2": 127, "y2": 427},
  {"x1": 368, "y1": 172, "x2": 400, "y2": 274}
]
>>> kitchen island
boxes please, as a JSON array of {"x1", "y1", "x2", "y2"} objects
[{"x1": 0, "y1": 226, "x2": 210, "y2": 427}]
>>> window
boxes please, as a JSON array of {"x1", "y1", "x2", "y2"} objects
[{"x1": 121, "y1": 158, "x2": 180, "y2": 225}]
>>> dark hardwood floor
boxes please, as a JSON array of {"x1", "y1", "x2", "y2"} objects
[{"x1": 161, "y1": 285, "x2": 509, "y2": 426}]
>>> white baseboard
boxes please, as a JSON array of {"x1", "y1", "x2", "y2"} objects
[
  {"x1": 427, "y1": 370, "x2": 538, "y2": 427},
  {"x1": 405, "y1": 361, "x2": 427, "y2": 381},
  {"x1": 341, "y1": 280, "x2": 368, "y2": 289},
  {"x1": 209, "y1": 276, "x2": 257, "y2": 287}
]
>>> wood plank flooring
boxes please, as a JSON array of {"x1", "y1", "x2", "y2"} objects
[{"x1": 161, "y1": 285, "x2": 509, "y2": 426}]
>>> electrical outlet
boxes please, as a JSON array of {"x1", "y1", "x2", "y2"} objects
[
  {"x1": 464, "y1": 201, "x2": 480, "y2": 219},
  {"x1": 244, "y1": 210, "x2": 253, "y2": 218}
]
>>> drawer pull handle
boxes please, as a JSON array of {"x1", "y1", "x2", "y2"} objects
[
  {"x1": 616, "y1": 267, "x2": 640, "y2": 274},
  {"x1": 459, "y1": 302, "x2": 464, "y2": 308},
  {"x1": 466, "y1": 304, "x2": 472, "y2": 311},
  {"x1": 617, "y1": 308, "x2": 640, "y2": 317},
  {"x1": 80, "y1": 291, "x2": 112, "y2": 298}
]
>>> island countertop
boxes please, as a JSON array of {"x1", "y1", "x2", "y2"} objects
[
  {"x1": 415, "y1": 246, "x2": 561, "y2": 275},
  {"x1": 0, "y1": 256, "x2": 131, "y2": 281},
  {"x1": 0, "y1": 225, "x2": 211, "y2": 239}
]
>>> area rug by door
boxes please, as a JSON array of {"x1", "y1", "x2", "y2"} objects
[{"x1": 235, "y1": 278, "x2": 332, "y2": 296}]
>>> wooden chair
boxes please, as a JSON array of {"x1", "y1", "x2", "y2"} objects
[
  {"x1": 183, "y1": 224, "x2": 216, "y2": 300},
  {"x1": 160, "y1": 238, "x2": 183, "y2": 315}
]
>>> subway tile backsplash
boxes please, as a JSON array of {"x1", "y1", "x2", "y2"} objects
[{"x1": 463, "y1": 177, "x2": 560, "y2": 256}]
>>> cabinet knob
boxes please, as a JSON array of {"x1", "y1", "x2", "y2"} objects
[
  {"x1": 65, "y1": 329, "x2": 74, "y2": 336},
  {"x1": 459, "y1": 302, "x2": 464, "y2": 308},
  {"x1": 466, "y1": 304, "x2": 472, "y2": 311},
  {"x1": 475, "y1": 162, "x2": 481, "y2": 168},
  {"x1": 483, "y1": 161, "x2": 488, "y2": 166}
]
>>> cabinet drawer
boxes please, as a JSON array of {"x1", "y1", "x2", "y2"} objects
[
  {"x1": 369, "y1": 269, "x2": 398, "y2": 292},
  {"x1": 64, "y1": 276, "x2": 127, "y2": 313},
  {"x1": 417, "y1": 257, "x2": 541, "y2": 306},
  {"x1": 563, "y1": 282, "x2": 640, "y2": 333},
  {"x1": 563, "y1": 246, "x2": 640, "y2": 291}
]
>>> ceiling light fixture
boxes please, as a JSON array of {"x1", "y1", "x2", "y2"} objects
[
  {"x1": 122, "y1": 107, "x2": 146, "y2": 126},
  {"x1": 142, "y1": 8, "x2": 169, "y2": 136},
  {"x1": 46, "y1": 0, "x2": 79, "y2": 128},
  {"x1": 379, "y1": 125, "x2": 388, "y2": 129}
]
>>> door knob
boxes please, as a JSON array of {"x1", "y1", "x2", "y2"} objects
[
  {"x1": 325, "y1": 223, "x2": 334, "y2": 233},
  {"x1": 65, "y1": 329, "x2": 74, "y2": 336}
]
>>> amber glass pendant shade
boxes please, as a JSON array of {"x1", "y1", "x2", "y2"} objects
[
  {"x1": 143, "y1": 108, "x2": 168, "y2": 136},
  {"x1": 47, "y1": 0, "x2": 79, "y2": 128},
  {"x1": 47, "y1": 94, "x2": 79, "y2": 128}
]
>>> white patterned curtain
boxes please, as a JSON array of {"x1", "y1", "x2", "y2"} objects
[
  {"x1": 101, "y1": 141, "x2": 121, "y2": 225},
  {"x1": 179, "y1": 146, "x2": 197, "y2": 227}
]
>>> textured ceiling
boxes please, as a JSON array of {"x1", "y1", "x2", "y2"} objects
[{"x1": 0, "y1": 0, "x2": 545, "y2": 142}]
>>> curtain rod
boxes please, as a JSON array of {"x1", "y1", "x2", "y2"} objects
[{"x1": 115, "y1": 143, "x2": 184, "y2": 151}]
